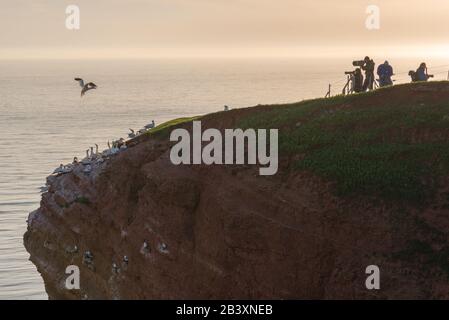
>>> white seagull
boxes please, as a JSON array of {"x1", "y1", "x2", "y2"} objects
[{"x1": 74, "y1": 78, "x2": 98, "y2": 97}]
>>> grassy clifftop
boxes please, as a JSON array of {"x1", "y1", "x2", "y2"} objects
[
  {"x1": 152, "y1": 81, "x2": 449, "y2": 204},
  {"x1": 240, "y1": 82, "x2": 449, "y2": 203}
]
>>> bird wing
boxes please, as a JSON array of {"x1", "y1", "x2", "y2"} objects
[
  {"x1": 81, "y1": 86, "x2": 89, "y2": 96},
  {"x1": 74, "y1": 78, "x2": 84, "y2": 88},
  {"x1": 86, "y1": 82, "x2": 97, "y2": 88}
]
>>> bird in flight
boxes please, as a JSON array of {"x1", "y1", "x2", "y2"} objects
[{"x1": 74, "y1": 78, "x2": 98, "y2": 97}]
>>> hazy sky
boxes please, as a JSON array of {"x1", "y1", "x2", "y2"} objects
[{"x1": 1, "y1": 0, "x2": 449, "y2": 59}]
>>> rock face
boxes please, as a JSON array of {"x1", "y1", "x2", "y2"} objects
[{"x1": 24, "y1": 91, "x2": 449, "y2": 299}]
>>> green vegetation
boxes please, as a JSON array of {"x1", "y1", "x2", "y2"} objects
[
  {"x1": 147, "y1": 116, "x2": 201, "y2": 138},
  {"x1": 238, "y1": 83, "x2": 449, "y2": 203}
]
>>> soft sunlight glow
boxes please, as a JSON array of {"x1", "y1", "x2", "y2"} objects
[{"x1": 1, "y1": 1, "x2": 449, "y2": 60}]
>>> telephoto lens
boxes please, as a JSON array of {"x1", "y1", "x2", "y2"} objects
[{"x1": 352, "y1": 60, "x2": 365, "y2": 67}]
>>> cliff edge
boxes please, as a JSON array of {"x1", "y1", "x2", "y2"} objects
[{"x1": 24, "y1": 82, "x2": 449, "y2": 299}]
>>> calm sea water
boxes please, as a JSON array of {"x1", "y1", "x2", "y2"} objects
[{"x1": 0, "y1": 57, "x2": 448, "y2": 299}]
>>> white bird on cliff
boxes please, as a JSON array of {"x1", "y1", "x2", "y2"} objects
[
  {"x1": 128, "y1": 129, "x2": 136, "y2": 139},
  {"x1": 158, "y1": 242, "x2": 169, "y2": 254},
  {"x1": 141, "y1": 240, "x2": 150, "y2": 254},
  {"x1": 53, "y1": 164, "x2": 64, "y2": 175},
  {"x1": 144, "y1": 120, "x2": 155, "y2": 130},
  {"x1": 74, "y1": 78, "x2": 98, "y2": 97},
  {"x1": 61, "y1": 165, "x2": 73, "y2": 174},
  {"x1": 112, "y1": 262, "x2": 119, "y2": 273},
  {"x1": 83, "y1": 164, "x2": 92, "y2": 174},
  {"x1": 81, "y1": 151, "x2": 91, "y2": 165}
]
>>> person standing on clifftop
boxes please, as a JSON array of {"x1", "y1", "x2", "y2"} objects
[{"x1": 361, "y1": 56, "x2": 376, "y2": 91}]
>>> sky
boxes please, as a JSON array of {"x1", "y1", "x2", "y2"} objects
[{"x1": 1, "y1": 0, "x2": 449, "y2": 59}]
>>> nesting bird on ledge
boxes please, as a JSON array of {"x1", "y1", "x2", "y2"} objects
[{"x1": 74, "y1": 78, "x2": 98, "y2": 97}]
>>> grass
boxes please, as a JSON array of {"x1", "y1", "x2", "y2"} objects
[
  {"x1": 237, "y1": 83, "x2": 449, "y2": 203},
  {"x1": 147, "y1": 116, "x2": 201, "y2": 138}
]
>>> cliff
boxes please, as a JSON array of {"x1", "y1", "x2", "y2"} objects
[{"x1": 24, "y1": 82, "x2": 449, "y2": 299}]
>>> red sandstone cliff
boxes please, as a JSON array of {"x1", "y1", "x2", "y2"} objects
[{"x1": 24, "y1": 84, "x2": 449, "y2": 299}]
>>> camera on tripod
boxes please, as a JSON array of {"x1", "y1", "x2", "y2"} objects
[
  {"x1": 342, "y1": 67, "x2": 363, "y2": 94},
  {"x1": 352, "y1": 60, "x2": 365, "y2": 67}
]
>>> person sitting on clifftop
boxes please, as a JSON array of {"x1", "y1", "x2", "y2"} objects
[
  {"x1": 415, "y1": 62, "x2": 433, "y2": 82},
  {"x1": 377, "y1": 61, "x2": 393, "y2": 87},
  {"x1": 353, "y1": 68, "x2": 364, "y2": 93}
]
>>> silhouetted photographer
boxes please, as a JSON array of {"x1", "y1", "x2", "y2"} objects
[
  {"x1": 344, "y1": 68, "x2": 364, "y2": 93},
  {"x1": 353, "y1": 56, "x2": 375, "y2": 91}
]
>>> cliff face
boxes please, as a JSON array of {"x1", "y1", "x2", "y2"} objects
[{"x1": 24, "y1": 83, "x2": 449, "y2": 299}]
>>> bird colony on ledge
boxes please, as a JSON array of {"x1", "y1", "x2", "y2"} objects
[{"x1": 50, "y1": 119, "x2": 156, "y2": 178}]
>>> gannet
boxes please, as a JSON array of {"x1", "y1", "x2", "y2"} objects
[
  {"x1": 83, "y1": 164, "x2": 92, "y2": 174},
  {"x1": 53, "y1": 164, "x2": 64, "y2": 175},
  {"x1": 144, "y1": 120, "x2": 155, "y2": 130},
  {"x1": 74, "y1": 78, "x2": 98, "y2": 97},
  {"x1": 112, "y1": 262, "x2": 119, "y2": 273},
  {"x1": 141, "y1": 240, "x2": 150, "y2": 254},
  {"x1": 62, "y1": 165, "x2": 73, "y2": 174},
  {"x1": 128, "y1": 129, "x2": 136, "y2": 139},
  {"x1": 81, "y1": 151, "x2": 91, "y2": 165},
  {"x1": 121, "y1": 255, "x2": 129, "y2": 270},
  {"x1": 158, "y1": 242, "x2": 169, "y2": 254}
]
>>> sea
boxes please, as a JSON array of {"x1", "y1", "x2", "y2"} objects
[{"x1": 1, "y1": 57, "x2": 448, "y2": 299}]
